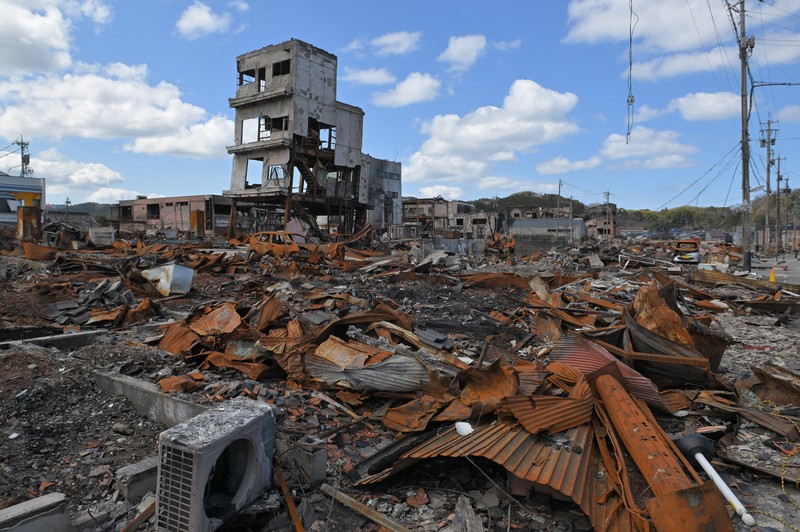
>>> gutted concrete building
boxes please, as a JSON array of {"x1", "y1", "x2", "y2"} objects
[
  {"x1": 223, "y1": 39, "x2": 369, "y2": 233},
  {"x1": 362, "y1": 154, "x2": 401, "y2": 231},
  {"x1": 584, "y1": 202, "x2": 617, "y2": 240},
  {"x1": 113, "y1": 195, "x2": 232, "y2": 237}
]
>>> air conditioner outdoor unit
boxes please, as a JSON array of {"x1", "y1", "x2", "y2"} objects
[{"x1": 155, "y1": 398, "x2": 275, "y2": 532}]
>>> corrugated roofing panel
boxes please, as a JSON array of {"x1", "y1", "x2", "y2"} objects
[
  {"x1": 499, "y1": 378, "x2": 593, "y2": 435},
  {"x1": 549, "y1": 334, "x2": 665, "y2": 410},
  {"x1": 359, "y1": 421, "x2": 638, "y2": 531}
]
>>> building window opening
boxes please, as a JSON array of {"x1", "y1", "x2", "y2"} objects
[
  {"x1": 272, "y1": 59, "x2": 290, "y2": 77},
  {"x1": 257, "y1": 67, "x2": 266, "y2": 91},
  {"x1": 272, "y1": 116, "x2": 289, "y2": 132},
  {"x1": 258, "y1": 116, "x2": 271, "y2": 141},
  {"x1": 246, "y1": 159, "x2": 264, "y2": 188},
  {"x1": 146, "y1": 204, "x2": 160, "y2": 220},
  {"x1": 320, "y1": 125, "x2": 336, "y2": 150},
  {"x1": 242, "y1": 117, "x2": 261, "y2": 144},
  {"x1": 238, "y1": 69, "x2": 255, "y2": 86},
  {"x1": 267, "y1": 164, "x2": 286, "y2": 184}
]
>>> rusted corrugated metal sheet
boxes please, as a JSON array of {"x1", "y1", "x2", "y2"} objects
[
  {"x1": 199, "y1": 351, "x2": 269, "y2": 380},
  {"x1": 549, "y1": 335, "x2": 664, "y2": 410},
  {"x1": 158, "y1": 323, "x2": 201, "y2": 355},
  {"x1": 382, "y1": 396, "x2": 448, "y2": 433},
  {"x1": 189, "y1": 302, "x2": 242, "y2": 336},
  {"x1": 516, "y1": 368, "x2": 549, "y2": 396},
  {"x1": 658, "y1": 389, "x2": 692, "y2": 413},
  {"x1": 305, "y1": 337, "x2": 430, "y2": 393},
  {"x1": 458, "y1": 359, "x2": 519, "y2": 412},
  {"x1": 359, "y1": 421, "x2": 640, "y2": 531},
  {"x1": 499, "y1": 376, "x2": 593, "y2": 434},
  {"x1": 22, "y1": 241, "x2": 57, "y2": 261},
  {"x1": 623, "y1": 307, "x2": 714, "y2": 382}
]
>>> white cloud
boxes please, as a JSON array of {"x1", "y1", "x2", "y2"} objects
[
  {"x1": 635, "y1": 104, "x2": 667, "y2": 122},
  {"x1": 372, "y1": 73, "x2": 440, "y2": 107},
  {"x1": 418, "y1": 185, "x2": 463, "y2": 200},
  {"x1": 86, "y1": 187, "x2": 141, "y2": 203},
  {"x1": 124, "y1": 115, "x2": 233, "y2": 158},
  {"x1": 0, "y1": 1, "x2": 72, "y2": 74},
  {"x1": 779, "y1": 104, "x2": 800, "y2": 123},
  {"x1": 632, "y1": 48, "x2": 730, "y2": 81},
  {"x1": 342, "y1": 38, "x2": 365, "y2": 53},
  {"x1": 31, "y1": 149, "x2": 124, "y2": 202},
  {"x1": 636, "y1": 92, "x2": 738, "y2": 122},
  {"x1": 565, "y1": 0, "x2": 731, "y2": 53},
  {"x1": 175, "y1": 1, "x2": 232, "y2": 40},
  {"x1": 67, "y1": 0, "x2": 113, "y2": 24},
  {"x1": 599, "y1": 126, "x2": 696, "y2": 169},
  {"x1": 228, "y1": 0, "x2": 249, "y2": 12},
  {"x1": 537, "y1": 156, "x2": 601, "y2": 175},
  {"x1": 438, "y1": 35, "x2": 487, "y2": 73},
  {"x1": 493, "y1": 39, "x2": 522, "y2": 51},
  {"x1": 404, "y1": 80, "x2": 580, "y2": 184},
  {"x1": 566, "y1": 1, "x2": 800, "y2": 81},
  {"x1": 479, "y1": 176, "x2": 519, "y2": 190},
  {"x1": 668, "y1": 92, "x2": 739, "y2": 121},
  {"x1": 341, "y1": 67, "x2": 396, "y2": 85},
  {"x1": 0, "y1": 64, "x2": 210, "y2": 146},
  {"x1": 0, "y1": 1, "x2": 113, "y2": 75},
  {"x1": 371, "y1": 31, "x2": 421, "y2": 56}
]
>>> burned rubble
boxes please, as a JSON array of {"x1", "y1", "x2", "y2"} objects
[{"x1": 1, "y1": 229, "x2": 799, "y2": 532}]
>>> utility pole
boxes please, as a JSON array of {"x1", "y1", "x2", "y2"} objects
[
  {"x1": 604, "y1": 191, "x2": 611, "y2": 245},
  {"x1": 776, "y1": 155, "x2": 784, "y2": 255},
  {"x1": 793, "y1": 192, "x2": 798, "y2": 254},
  {"x1": 12, "y1": 135, "x2": 31, "y2": 178},
  {"x1": 569, "y1": 196, "x2": 574, "y2": 248},
  {"x1": 761, "y1": 119, "x2": 776, "y2": 253},
  {"x1": 557, "y1": 179, "x2": 562, "y2": 242},
  {"x1": 738, "y1": 0, "x2": 754, "y2": 270}
]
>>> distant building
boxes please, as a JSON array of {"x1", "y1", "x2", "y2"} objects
[
  {"x1": 509, "y1": 218, "x2": 586, "y2": 241},
  {"x1": 362, "y1": 154, "x2": 401, "y2": 230},
  {"x1": 583, "y1": 202, "x2": 616, "y2": 239},
  {"x1": 402, "y1": 197, "x2": 475, "y2": 236},
  {"x1": 508, "y1": 205, "x2": 570, "y2": 220},
  {"x1": 0, "y1": 170, "x2": 45, "y2": 225},
  {"x1": 449, "y1": 211, "x2": 502, "y2": 239},
  {"x1": 112, "y1": 195, "x2": 233, "y2": 236}
]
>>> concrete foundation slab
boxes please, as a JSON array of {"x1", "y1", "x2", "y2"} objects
[
  {"x1": 0, "y1": 493, "x2": 69, "y2": 532},
  {"x1": 92, "y1": 371, "x2": 207, "y2": 428}
]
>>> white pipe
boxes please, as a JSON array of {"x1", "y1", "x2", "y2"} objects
[{"x1": 694, "y1": 452, "x2": 755, "y2": 526}]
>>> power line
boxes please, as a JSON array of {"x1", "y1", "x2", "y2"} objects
[
  {"x1": 0, "y1": 146, "x2": 20, "y2": 160},
  {"x1": 657, "y1": 143, "x2": 739, "y2": 210}
]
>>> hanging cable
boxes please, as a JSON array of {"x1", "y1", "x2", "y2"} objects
[
  {"x1": 0, "y1": 146, "x2": 20, "y2": 160},
  {"x1": 626, "y1": 0, "x2": 639, "y2": 143},
  {"x1": 657, "y1": 144, "x2": 739, "y2": 210}
]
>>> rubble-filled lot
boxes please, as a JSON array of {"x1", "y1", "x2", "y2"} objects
[{"x1": 1, "y1": 232, "x2": 800, "y2": 531}]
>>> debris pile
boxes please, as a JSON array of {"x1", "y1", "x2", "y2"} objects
[{"x1": 1, "y1": 231, "x2": 799, "y2": 531}]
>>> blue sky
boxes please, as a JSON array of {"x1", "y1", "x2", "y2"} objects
[{"x1": 1, "y1": 0, "x2": 799, "y2": 211}]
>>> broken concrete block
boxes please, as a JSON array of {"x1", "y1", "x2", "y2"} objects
[
  {"x1": 116, "y1": 456, "x2": 159, "y2": 503},
  {"x1": 587, "y1": 254, "x2": 604, "y2": 268},
  {"x1": 286, "y1": 447, "x2": 328, "y2": 486}
]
